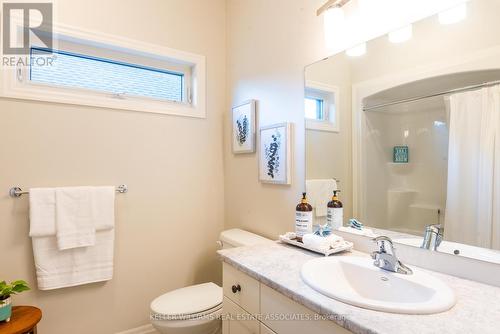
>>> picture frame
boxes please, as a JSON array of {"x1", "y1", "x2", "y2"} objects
[
  {"x1": 232, "y1": 100, "x2": 256, "y2": 154},
  {"x1": 259, "y1": 122, "x2": 292, "y2": 185}
]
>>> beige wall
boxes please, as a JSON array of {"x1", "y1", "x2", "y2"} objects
[
  {"x1": 305, "y1": 55, "x2": 353, "y2": 219},
  {"x1": 0, "y1": 0, "x2": 226, "y2": 333},
  {"x1": 224, "y1": 0, "x2": 329, "y2": 238}
]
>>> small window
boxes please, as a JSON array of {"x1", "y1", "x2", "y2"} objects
[
  {"x1": 1, "y1": 21, "x2": 206, "y2": 117},
  {"x1": 305, "y1": 97, "x2": 324, "y2": 120},
  {"x1": 30, "y1": 47, "x2": 185, "y2": 102},
  {"x1": 305, "y1": 81, "x2": 339, "y2": 132}
]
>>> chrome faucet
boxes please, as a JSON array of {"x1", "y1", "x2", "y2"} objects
[
  {"x1": 421, "y1": 224, "x2": 443, "y2": 251},
  {"x1": 371, "y1": 236, "x2": 413, "y2": 275}
]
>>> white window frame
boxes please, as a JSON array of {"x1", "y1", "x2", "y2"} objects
[
  {"x1": 305, "y1": 80, "x2": 340, "y2": 132},
  {"x1": 0, "y1": 19, "x2": 206, "y2": 118}
]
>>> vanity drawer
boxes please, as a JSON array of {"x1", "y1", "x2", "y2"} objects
[
  {"x1": 223, "y1": 263, "x2": 260, "y2": 315},
  {"x1": 260, "y1": 284, "x2": 351, "y2": 334},
  {"x1": 223, "y1": 296, "x2": 260, "y2": 334}
]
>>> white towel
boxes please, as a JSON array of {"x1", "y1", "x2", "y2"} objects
[
  {"x1": 90, "y1": 187, "x2": 115, "y2": 230},
  {"x1": 29, "y1": 186, "x2": 116, "y2": 289},
  {"x1": 302, "y1": 233, "x2": 345, "y2": 253},
  {"x1": 306, "y1": 179, "x2": 337, "y2": 217},
  {"x1": 32, "y1": 230, "x2": 114, "y2": 290},
  {"x1": 55, "y1": 186, "x2": 115, "y2": 250},
  {"x1": 29, "y1": 188, "x2": 56, "y2": 237},
  {"x1": 29, "y1": 186, "x2": 115, "y2": 239},
  {"x1": 56, "y1": 187, "x2": 96, "y2": 250}
]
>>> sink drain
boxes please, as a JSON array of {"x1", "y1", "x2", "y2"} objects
[{"x1": 380, "y1": 276, "x2": 389, "y2": 281}]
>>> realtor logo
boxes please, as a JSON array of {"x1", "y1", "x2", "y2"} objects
[{"x1": 2, "y1": 2, "x2": 53, "y2": 55}]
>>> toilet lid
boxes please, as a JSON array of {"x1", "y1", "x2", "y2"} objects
[{"x1": 151, "y1": 283, "x2": 222, "y2": 316}]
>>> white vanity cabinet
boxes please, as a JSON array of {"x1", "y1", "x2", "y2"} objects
[{"x1": 222, "y1": 263, "x2": 352, "y2": 334}]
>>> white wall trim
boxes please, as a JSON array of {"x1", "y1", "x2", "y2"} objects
[
  {"x1": 115, "y1": 324, "x2": 156, "y2": 334},
  {"x1": 0, "y1": 18, "x2": 206, "y2": 118}
]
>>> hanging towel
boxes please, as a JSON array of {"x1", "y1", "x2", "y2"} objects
[
  {"x1": 29, "y1": 188, "x2": 56, "y2": 237},
  {"x1": 55, "y1": 187, "x2": 96, "y2": 250},
  {"x1": 306, "y1": 179, "x2": 337, "y2": 217},
  {"x1": 32, "y1": 230, "x2": 114, "y2": 290},
  {"x1": 90, "y1": 186, "x2": 115, "y2": 231},
  {"x1": 29, "y1": 186, "x2": 116, "y2": 290},
  {"x1": 29, "y1": 186, "x2": 116, "y2": 238}
]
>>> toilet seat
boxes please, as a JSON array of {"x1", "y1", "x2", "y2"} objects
[{"x1": 150, "y1": 283, "x2": 222, "y2": 321}]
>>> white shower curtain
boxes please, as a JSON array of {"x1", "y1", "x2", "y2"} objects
[{"x1": 445, "y1": 85, "x2": 500, "y2": 250}]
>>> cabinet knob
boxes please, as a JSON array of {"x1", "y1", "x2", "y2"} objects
[{"x1": 231, "y1": 284, "x2": 241, "y2": 293}]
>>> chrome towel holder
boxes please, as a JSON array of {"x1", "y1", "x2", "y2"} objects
[{"x1": 9, "y1": 184, "x2": 128, "y2": 198}]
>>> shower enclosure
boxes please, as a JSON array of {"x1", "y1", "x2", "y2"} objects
[{"x1": 359, "y1": 70, "x2": 500, "y2": 250}]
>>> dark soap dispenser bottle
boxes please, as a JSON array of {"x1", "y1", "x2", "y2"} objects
[
  {"x1": 327, "y1": 190, "x2": 343, "y2": 229},
  {"x1": 295, "y1": 192, "x2": 313, "y2": 242}
]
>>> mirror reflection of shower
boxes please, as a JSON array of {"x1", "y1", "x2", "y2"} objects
[{"x1": 361, "y1": 70, "x2": 500, "y2": 250}]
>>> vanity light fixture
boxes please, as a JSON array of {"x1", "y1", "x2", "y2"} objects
[
  {"x1": 324, "y1": 6, "x2": 345, "y2": 31},
  {"x1": 388, "y1": 25, "x2": 413, "y2": 44},
  {"x1": 317, "y1": 0, "x2": 351, "y2": 17},
  {"x1": 345, "y1": 43, "x2": 366, "y2": 57},
  {"x1": 438, "y1": 3, "x2": 467, "y2": 25},
  {"x1": 321, "y1": 0, "x2": 350, "y2": 49}
]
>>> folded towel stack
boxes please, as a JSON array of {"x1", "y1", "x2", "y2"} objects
[
  {"x1": 302, "y1": 233, "x2": 345, "y2": 253},
  {"x1": 29, "y1": 186, "x2": 115, "y2": 290}
]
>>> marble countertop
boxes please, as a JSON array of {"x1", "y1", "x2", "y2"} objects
[{"x1": 217, "y1": 242, "x2": 500, "y2": 334}]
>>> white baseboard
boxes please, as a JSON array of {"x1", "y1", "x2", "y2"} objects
[{"x1": 115, "y1": 324, "x2": 157, "y2": 334}]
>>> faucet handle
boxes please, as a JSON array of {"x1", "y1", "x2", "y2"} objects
[
  {"x1": 373, "y1": 236, "x2": 393, "y2": 243},
  {"x1": 423, "y1": 224, "x2": 444, "y2": 249},
  {"x1": 425, "y1": 224, "x2": 442, "y2": 233},
  {"x1": 372, "y1": 236, "x2": 395, "y2": 254}
]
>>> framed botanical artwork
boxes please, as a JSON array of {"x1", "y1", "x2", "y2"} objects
[
  {"x1": 232, "y1": 100, "x2": 256, "y2": 154},
  {"x1": 259, "y1": 123, "x2": 292, "y2": 185}
]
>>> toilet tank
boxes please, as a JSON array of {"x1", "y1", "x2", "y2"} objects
[{"x1": 218, "y1": 229, "x2": 273, "y2": 249}]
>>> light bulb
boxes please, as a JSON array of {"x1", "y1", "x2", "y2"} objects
[
  {"x1": 345, "y1": 43, "x2": 366, "y2": 57},
  {"x1": 388, "y1": 24, "x2": 413, "y2": 43},
  {"x1": 324, "y1": 7, "x2": 345, "y2": 49},
  {"x1": 438, "y1": 3, "x2": 467, "y2": 25}
]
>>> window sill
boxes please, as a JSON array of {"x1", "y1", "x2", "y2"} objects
[{"x1": 306, "y1": 119, "x2": 339, "y2": 132}]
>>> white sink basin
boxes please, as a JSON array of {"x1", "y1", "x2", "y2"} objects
[{"x1": 301, "y1": 256, "x2": 456, "y2": 314}]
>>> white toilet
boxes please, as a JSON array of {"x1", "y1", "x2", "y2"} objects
[{"x1": 150, "y1": 229, "x2": 272, "y2": 334}]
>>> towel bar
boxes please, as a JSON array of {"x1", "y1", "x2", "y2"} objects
[{"x1": 9, "y1": 184, "x2": 128, "y2": 198}]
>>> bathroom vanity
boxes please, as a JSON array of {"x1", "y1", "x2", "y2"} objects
[
  {"x1": 222, "y1": 261, "x2": 350, "y2": 334},
  {"x1": 218, "y1": 243, "x2": 500, "y2": 334}
]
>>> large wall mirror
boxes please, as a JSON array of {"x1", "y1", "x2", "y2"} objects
[{"x1": 305, "y1": 0, "x2": 500, "y2": 265}]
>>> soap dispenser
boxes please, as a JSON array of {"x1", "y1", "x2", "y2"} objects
[
  {"x1": 327, "y1": 190, "x2": 343, "y2": 229},
  {"x1": 295, "y1": 192, "x2": 313, "y2": 242}
]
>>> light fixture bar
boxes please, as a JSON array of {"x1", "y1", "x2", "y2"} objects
[{"x1": 317, "y1": 0, "x2": 351, "y2": 16}]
